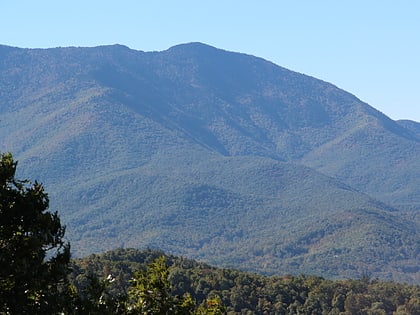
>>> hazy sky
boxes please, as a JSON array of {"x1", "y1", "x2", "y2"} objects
[{"x1": 2, "y1": 1, "x2": 419, "y2": 121}]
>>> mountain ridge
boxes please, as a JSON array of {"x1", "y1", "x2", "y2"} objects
[{"x1": 0, "y1": 43, "x2": 418, "y2": 283}]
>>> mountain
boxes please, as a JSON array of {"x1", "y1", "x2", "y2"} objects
[
  {"x1": 397, "y1": 119, "x2": 420, "y2": 139},
  {"x1": 0, "y1": 43, "x2": 419, "y2": 283}
]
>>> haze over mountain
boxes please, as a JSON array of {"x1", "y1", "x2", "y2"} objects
[{"x1": 0, "y1": 43, "x2": 418, "y2": 283}]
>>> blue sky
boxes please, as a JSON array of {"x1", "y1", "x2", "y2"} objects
[{"x1": 2, "y1": 1, "x2": 419, "y2": 121}]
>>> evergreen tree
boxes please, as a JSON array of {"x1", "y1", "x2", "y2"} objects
[{"x1": 0, "y1": 152, "x2": 71, "y2": 314}]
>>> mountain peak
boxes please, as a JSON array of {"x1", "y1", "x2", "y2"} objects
[
  {"x1": 1, "y1": 42, "x2": 419, "y2": 283},
  {"x1": 166, "y1": 42, "x2": 220, "y2": 52},
  {"x1": 162, "y1": 42, "x2": 236, "y2": 60}
]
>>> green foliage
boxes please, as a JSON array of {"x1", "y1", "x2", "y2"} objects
[
  {"x1": 196, "y1": 296, "x2": 226, "y2": 315},
  {"x1": 68, "y1": 274, "x2": 127, "y2": 315},
  {"x1": 69, "y1": 254, "x2": 227, "y2": 314},
  {"x1": 71, "y1": 248, "x2": 420, "y2": 315},
  {"x1": 127, "y1": 256, "x2": 195, "y2": 314},
  {"x1": 0, "y1": 152, "x2": 71, "y2": 313}
]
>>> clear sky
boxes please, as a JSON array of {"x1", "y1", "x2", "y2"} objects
[{"x1": 1, "y1": 1, "x2": 419, "y2": 122}]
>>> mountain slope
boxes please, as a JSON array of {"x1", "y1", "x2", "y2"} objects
[
  {"x1": 0, "y1": 43, "x2": 418, "y2": 282},
  {"x1": 301, "y1": 117, "x2": 420, "y2": 211},
  {"x1": 397, "y1": 119, "x2": 420, "y2": 139}
]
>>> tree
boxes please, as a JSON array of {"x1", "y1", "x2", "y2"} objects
[
  {"x1": 127, "y1": 256, "x2": 195, "y2": 314},
  {"x1": 0, "y1": 152, "x2": 71, "y2": 314},
  {"x1": 71, "y1": 274, "x2": 127, "y2": 315},
  {"x1": 195, "y1": 296, "x2": 226, "y2": 315}
]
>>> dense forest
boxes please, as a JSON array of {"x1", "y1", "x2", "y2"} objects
[
  {"x1": 72, "y1": 248, "x2": 420, "y2": 315},
  {"x1": 1, "y1": 151, "x2": 420, "y2": 314}
]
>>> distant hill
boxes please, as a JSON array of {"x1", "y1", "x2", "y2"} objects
[{"x1": 0, "y1": 43, "x2": 418, "y2": 283}]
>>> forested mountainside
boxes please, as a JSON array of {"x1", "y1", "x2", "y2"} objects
[
  {"x1": 397, "y1": 120, "x2": 420, "y2": 139},
  {"x1": 0, "y1": 43, "x2": 418, "y2": 282},
  {"x1": 71, "y1": 248, "x2": 420, "y2": 315}
]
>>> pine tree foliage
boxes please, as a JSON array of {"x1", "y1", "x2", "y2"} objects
[{"x1": 0, "y1": 152, "x2": 71, "y2": 313}]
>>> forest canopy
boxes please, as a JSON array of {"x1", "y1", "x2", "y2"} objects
[{"x1": 1, "y1": 152, "x2": 419, "y2": 314}]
